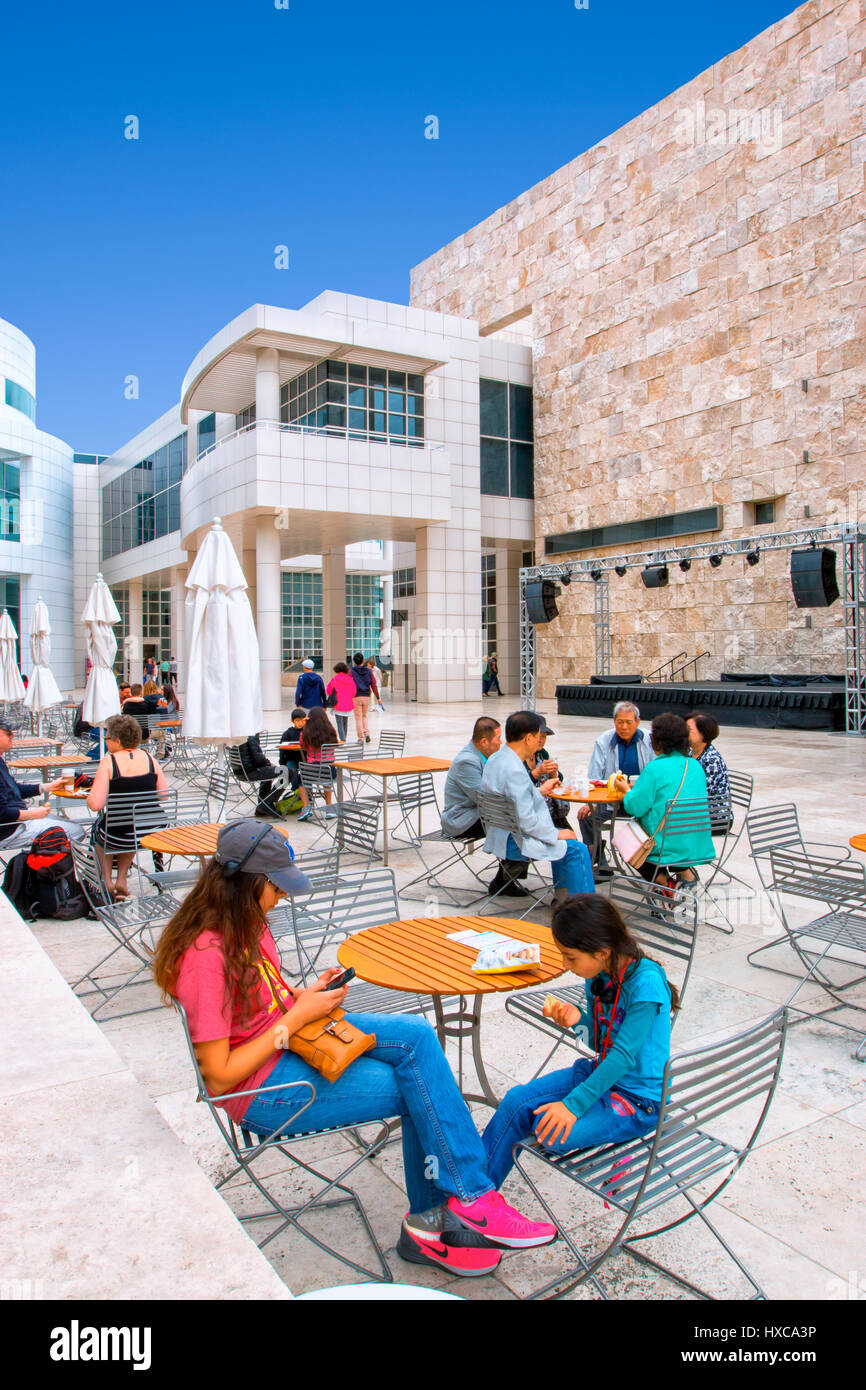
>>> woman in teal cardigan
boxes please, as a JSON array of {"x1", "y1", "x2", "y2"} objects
[{"x1": 613, "y1": 712, "x2": 715, "y2": 888}]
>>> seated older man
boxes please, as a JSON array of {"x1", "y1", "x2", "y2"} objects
[
  {"x1": 481, "y1": 710, "x2": 594, "y2": 902},
  {"x1": 579, "y1": 700, "x2": 656, "y2": 876},
  {"x1": 441, "y1": 716, "x2": 502, "y2": 842}
]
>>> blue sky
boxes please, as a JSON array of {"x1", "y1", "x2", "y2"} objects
[{"x1": 1, "y1": 0, "x2": 798, "y2": 453}]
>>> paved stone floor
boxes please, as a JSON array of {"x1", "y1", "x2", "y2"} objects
[{"x1": 33, "y1": 693, "x2": 866, "y2": 1300}]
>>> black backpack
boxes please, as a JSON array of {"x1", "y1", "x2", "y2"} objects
[{"x1": 2, "y1": 827, "x2": 90, "y2": 921}]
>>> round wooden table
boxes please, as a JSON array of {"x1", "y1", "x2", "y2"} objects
[
  {"x1": 139, "y1": 821, "x2": 291, "y2": 857},
  {"x1": 849, "y1": 834, "x2": 866, "y2": 853},
  {"x1": 7, "y1": 753, "x2": 92, "y2": 776},
  {"x1": 337, "y1": 914, "x2": 564, "y2": 1104},
  {"x1": 548, "y1": 784, "x2": 627, "y2": 869},
  {"x1": 333, "y1": 756, "x2": 452, "y2": 866}
]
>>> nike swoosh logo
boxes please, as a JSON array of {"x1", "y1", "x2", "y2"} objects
[{"x1": 459, "y1": 1215, "x2": 488, "y2": 1230}]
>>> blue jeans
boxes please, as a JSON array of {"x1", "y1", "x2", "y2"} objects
[
  {"x1": 481, "y1": 1059, "x2": 659, "y2": 1189},
  {"x1": 335, "y1": 713, "x2": 348, "y2": 741},
  {"x1": 240, "y1": 1012, "x2": 493, "y2": 1214},
  {"x1": 504, "y1": 834, "x2": 594, "y2": 896}
]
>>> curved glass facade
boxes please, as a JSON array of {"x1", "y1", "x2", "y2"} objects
[
  {"x1": 4, "y1": 379, "x2": 35, "y2": 421},
  {"x1": 281, "y1": 360, "x2": 425, "y2": 446},
  {"x1": 101, "y1": 433, "x2": 187, "y2": 559}
]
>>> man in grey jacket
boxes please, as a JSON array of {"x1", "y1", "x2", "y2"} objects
[
  {"x1": 441, "y1": 716, "x2": 502, "y2": 841},
  {"x1": 481, "y1": 711, "x2": 594, "y2": 901}
]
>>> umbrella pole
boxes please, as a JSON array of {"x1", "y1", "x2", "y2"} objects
[{"x1": 99, "y1": 727, "x2": 105, "y2": 759}]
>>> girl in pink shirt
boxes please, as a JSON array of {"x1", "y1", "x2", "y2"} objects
[{"x1": 325, "y1": 663, "x2": 356, "y2": 742}]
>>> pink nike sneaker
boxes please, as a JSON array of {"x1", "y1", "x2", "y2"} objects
[
  {"x1": 447, "y1": 1191, "x2": 558, "y2": 1249},
  {"x1": 398, "y1": 1216, "x2": 502, "y2": 1277}
]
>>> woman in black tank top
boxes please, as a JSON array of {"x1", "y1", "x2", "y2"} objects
[{"x1": 87, "y1": 713, "x2": 169, "y2": 897}]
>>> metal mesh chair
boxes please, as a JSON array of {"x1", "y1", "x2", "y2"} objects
[
  {"x1": 505, "y1": 874, "x2": 699, "y2": 1076},
  {"x1": 745, "y1": 803, "x2": 853, "y2": 913},
  {"x1": 749, "y1": 847, "x2": 866, "y2": 1058},
  {"x1": 173, "y1": 1000, "x2": 392, "y2": 1282},
  {"x1": 298, "y1": 761, "x2": 338, "y2": 829},
  {"x1": 650, "y1": 797, "x2": 734, "y2": 934},
  {"x1": 399, "y1": 823, "x2": 495, "y2": 907},
  {"x1": 269, "y1": 867, "x2": 429, "y2": 1021},
  {"x1": 132, "y1": 790, "x2": 210, "y2": 896},
  {"x1": 474, "y1": 790, "x2": 552, "y2": 918},
  {"x1": 69, "y1": 838, "x2": 170, "y2": 1021},
  {"x1": 376, "y1": 729, "x2": 406, "y2": 757},
  {"x1": 703, "y1": 769, "x2": 755, "y2": 895},
  {"x1": 226, "y1": 744, "x2": 287, "y2": 812},
  {"x1": 513, "y1": 1009, "x2": 788, "y2": 1300}
]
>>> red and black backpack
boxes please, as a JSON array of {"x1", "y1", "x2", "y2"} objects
[{"x1": 2, "y1": 827, "x2": 89, "y2": 921}]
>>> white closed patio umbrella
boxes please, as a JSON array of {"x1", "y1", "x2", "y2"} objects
[
  {"x1": 0, "y1": 610, "x2": 25, "y2": 706},
  {"x1": 183, "y1": 516, "x2": 262, "y2": 743},
  {"x1": 81, "y1": 573, "x2": 122, "y2": 756},
  {"x1": 23, "y1": 596, "x2": 63, "y2": 734}
]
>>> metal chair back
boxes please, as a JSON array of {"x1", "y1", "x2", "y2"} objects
[
  {"x1": 513, "y1": 1009, "x2": 788, "y2": 1300},
  {"x1": 377, "y1": 729, "x2": 406, "y2": 757},
  {"x1": 331, "y1": 799, "x2": 380, "y2": 866},
  {"x1": 205, "y1": 766, "x2": 230, "y2": 820},
  {"x1": 607, "y1": 874, "x2": 698, "y2": 1006},
  {"x1": 98, "y1": 789, "x2": 175, "y2": 853},
  {"x1": 654, "y1": 797, "x2": 716, "y2": 867},
  {"x1": 172, "y1": 999, "x2": 391, "y2": 1281},
  {"x1": 476, "y1": 789, "x2": 522, "y2": 837}
]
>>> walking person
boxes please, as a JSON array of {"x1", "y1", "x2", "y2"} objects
[
  {"x1": 325, "y1": 662, "x2": 356, "y2": 742},
  {"x1": 487, "y1": 653, "x2": 503, "y2": 696},
  {"x1": 294, "y1": 658, "x2": 327, "y2": 713},
  {"x1": 350, "y1": 652, "x2": 379, "y2": 744},
  {"x1": 153, "y1": 820, "x2": 558, "y2": 1279},
  {"x1": 367, "y1": 657, "x2": 385, "y2": 712}
]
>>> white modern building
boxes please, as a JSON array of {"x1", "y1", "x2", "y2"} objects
[
  {"x1": 0, "y1": 317, "x2": 93, "y2": 691},
  {"x1": 93, "y1": 292, "x2": 535, "y2": 713}
]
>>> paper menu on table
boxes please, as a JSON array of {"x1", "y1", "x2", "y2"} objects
[{"x1": 446, "y1": 929, "x2": 515, "y2": 948}]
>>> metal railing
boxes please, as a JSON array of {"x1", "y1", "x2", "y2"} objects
[
  {"x1": 645, "y1": 651, "x2": 687, "y2": 684},
  {"x1": 195, "y1": 417, "x2": 430, "y2": 464}
]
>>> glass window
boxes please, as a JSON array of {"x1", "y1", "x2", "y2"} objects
[
  {"x1": 154, "y1": 445, "x2": 168, "y2": 494},
  {"x1": 388, "y1": 370, "x2": 406, "y2": 390},
  {"x1": 4, "y1": 379, "x2": 35, "y2": 421},
  {"x1": 369, "y1": 367, "x2": 386, "y2": 388},
  {"x1": 169, "y1": 434, "x2": 185, "y2": 485},
  {"x1": 326, "y1": 405, "x2": 346, "y2": 429},
  {"x1": 326, "y1": 381, "x2": 346, "y2": 404},
  {"x1": 510, "y1": 442, "x2": 534, "y2": 499},
  {"x1": 407, "y1": 393, "x2": 424, "y2": 416},
  {"x1": 327, "y1": 360, "x2": 347, "y2": 380},
  {"x1": 388, "y1": 391, "x2": 405, "y2": 412},
  {"x1": 348, "y1": 385, "x2": 366, "y2": 407},
  {"x1": 407, "y1": 373, "x2": 424, "y2": 393},
  {"x1": 388, "y1": 415, "x2": 406, "y2": 436},
  {"x1": 197, "y1": 413, "x2": 216, "y2": 454},
  {"x1": 371, "y1": 411, "x2": 386, "y2": 436},
  {"x1": 480, "y1": 438, "x2": 508, "y2": 496},
  {"x1": 349, "y1": 363, "x2": 367, "y2": 385},
  {"x1": 480, "y1": 379, "x2": 508, "y2": 438},
  {"x1": 348, "y1": 408, "x2": 367, "y2": 432},
  {"x1": 316, "y1": 362, "x2": 327, "y2": 383},
  {"x1": 509, "y1": 384, "x2": 534, "y2": 442}
]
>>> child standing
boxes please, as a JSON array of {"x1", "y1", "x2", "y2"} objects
[{"x1": 480, "y1": 895, "x2": 676, "y2": 1187}]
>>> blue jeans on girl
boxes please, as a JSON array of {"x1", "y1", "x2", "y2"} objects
[
  {"x1": 481, "y1": 1058, "x2": 658, "y2": 1189},
  {"x1": 241, "y1": 1012, "x2": 494, "y2": 1213}
]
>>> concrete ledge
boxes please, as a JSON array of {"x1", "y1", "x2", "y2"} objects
[{"x1": 0, "y1": 896, "x2": 292, "y2": 1300}]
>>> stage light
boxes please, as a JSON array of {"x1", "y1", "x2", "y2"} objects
[
  {"x1": 746, "y1": 549, "x2": 760, "y2": 567},
  {"x1": 590, "y1": 569, "x2": 602, "y2": 582},
  {"x1": 614, "y1": 565, "x2": 627, "y2": 577},
  {"x1": 560, "y1": 572, "x2": 572, "y2": 586},
  {"x1": 678, "y1": 559, "x2": 691, "y2": 572},
  {"x1": 709, "y1": 554, "x2": 723, "y2": 568},
  {"x1": 641, "y1": 565, "x2": 669, "y2": 589}
]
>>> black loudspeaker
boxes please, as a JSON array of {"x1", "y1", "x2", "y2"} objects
[
  {"x1": 524, "y1": 579, "x2": 560, "y2": 624},
  {"x1": 790, "y1": 548, "x2": 839, "y2": 607},
  {"x1": 641, "y1": 565, "x2": 669, "y2": 589}
]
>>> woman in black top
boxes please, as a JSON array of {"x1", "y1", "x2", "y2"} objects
[{"x1": 87, "y1": 714, "x2": 169, "y2": 897}]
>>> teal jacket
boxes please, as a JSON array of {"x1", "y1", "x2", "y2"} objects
[{"x1": 622, "y1": 751, "x2": 715, "y2": 866}]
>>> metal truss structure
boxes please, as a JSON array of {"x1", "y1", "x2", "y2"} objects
[{"x1": 519, "y1": 524, "x2": 866, "y2": 733}]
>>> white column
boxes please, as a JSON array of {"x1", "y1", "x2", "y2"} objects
[
  {"x1": 380, "y1": 540, "x2": 394, "y2": 662},
  {"x1": 414, "y1": 520, "x2": 482, "y2": 704},
  {"x1": 127, "y1": 579, "x2": 143, "y2": 684},
  {"x1": 171, "y1": 566, "x2": 187, "y2": 691},
  {"x1": 322, "y1": 548, "x2": 347, "y2": 675},
  {"x1": 255, "y1": 347, "x2": 280, "y2": 423},
  {"x1": 496, "y1": 547, "x2": 522, "y2": 698},
  {"x1": 256, "y1": 514, "x2": 282, "y2": 717}
]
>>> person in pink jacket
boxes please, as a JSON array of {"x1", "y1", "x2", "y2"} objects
[{"x1": 325, "y1": 663, "x2": 357, "y2": 741}]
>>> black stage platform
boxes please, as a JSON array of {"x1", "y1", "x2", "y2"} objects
[{"x1": 555, "y1": 678, "x2": 845, "y2": 732}]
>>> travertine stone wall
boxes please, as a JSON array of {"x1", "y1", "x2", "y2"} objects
[{"x1": 410, "y1": 0, "x2": 865, "y2": 695}]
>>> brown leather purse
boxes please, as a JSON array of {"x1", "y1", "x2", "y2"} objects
[{"x1": 288, "y1": 1007, "x2": 376, "y2": 1083}]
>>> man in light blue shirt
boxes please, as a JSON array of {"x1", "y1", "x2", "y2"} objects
[
  {"x1": 441, "y1": 716, "x2": 501, "y2": 840},
  {"x1": 581, "y1": 701, "x2": 655, "y2": 877},
  {"x1": 481, "y1": 711, "x2": 594, "y2": 901}
]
